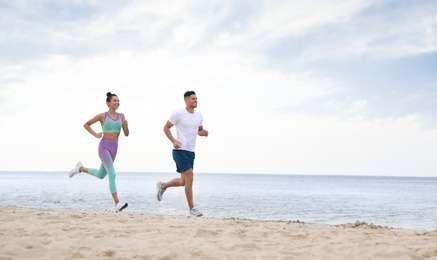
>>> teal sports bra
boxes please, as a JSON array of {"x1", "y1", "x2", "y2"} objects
[{"x1": 102, "y1": 112, "x2": 122, "y2": 133}]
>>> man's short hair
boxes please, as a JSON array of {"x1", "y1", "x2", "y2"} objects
[{"x1": 184, "y1": 91, "x2": 196, "y2": 98}]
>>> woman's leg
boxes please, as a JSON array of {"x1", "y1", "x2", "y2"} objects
[
  {"x1": 80, "y1": 156, "x2": 120, "y2": 205},
  {"x1": 100, "y1": 153, "x2": 118, "y2": 203},
  {"x1": 100, "y1": 137, "x2": 119, "y2": 205},
  {"x1": 82, "y1": 164, "x2": 107, "y2": 179},
  {"x1": 81, "y1": 137, "x2": 119, "y2": 204}
]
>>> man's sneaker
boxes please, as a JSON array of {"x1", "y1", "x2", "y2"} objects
[
  {"x1": 69, "y1": 162, "x2": 83, "y2": 178},
  {"x1": 115, "y1": 202, "x2": 128, "y2": 212},
  {"x1": 156, "y1": 182, "x2": 166, "y2": 201},
  {"x1": 190, "y1": 207, "x2": 203, "y2": 217}
]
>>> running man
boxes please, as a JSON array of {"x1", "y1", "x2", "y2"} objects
[{"x1": 156, "y1": 91, "x2": 208, "y2": 217}]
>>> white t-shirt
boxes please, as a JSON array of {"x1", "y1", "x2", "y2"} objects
[{"x1": 169, "y1": 108, "x2": 203, "y2": 152}]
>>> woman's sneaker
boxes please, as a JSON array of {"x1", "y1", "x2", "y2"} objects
[
  {"x1": 156, "y1": 182, "x2": 166, "y2": 201},
  {"x1": 115, "y1": 202, "x2": 128, "y2": 212},
  {"x1": 190, "y1": 208, "x2": 203, "y2": 217},
  {"x1": 69, "y1": 162, "x2": 83, "y2": 178}
]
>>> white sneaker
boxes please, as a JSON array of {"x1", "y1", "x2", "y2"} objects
[
  {"x1": 156, "y1": 182, "x2": 166, "y2": 201},
  {"x1": 190, "y1": 207, "x2": 203, "y2": 217},
  {"x1": 69, "y1": 162, "x2": 83, "y2": 178},
  {"x1": 115, "y1": 202, "x2": 128, "y2": 212}
]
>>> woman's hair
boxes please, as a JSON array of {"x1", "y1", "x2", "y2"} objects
[{"x1": 106, "y1": 92, "x2": 117, "y2": 102}]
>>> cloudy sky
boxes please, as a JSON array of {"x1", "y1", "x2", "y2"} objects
[{"x1": 1, "y1": 0, "x2": 436, "y2": 176}]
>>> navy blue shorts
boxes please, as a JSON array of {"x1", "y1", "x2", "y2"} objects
[{"x1": 172, "y1": 149, "x2": 195, "y2": 173}]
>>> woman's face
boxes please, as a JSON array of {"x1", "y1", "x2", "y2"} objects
[{"x1": 107, "y1": 96, "x2": 120, "y2": 109}]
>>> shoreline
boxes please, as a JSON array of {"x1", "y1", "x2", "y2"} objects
[
  {"x1": 1, "y1": 206, "x2": 437, "y2": 259},
  {"x1": 2, "y1": 204, "x2": 434, "y2": 231}
]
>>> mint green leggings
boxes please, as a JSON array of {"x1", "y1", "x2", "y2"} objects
[{"x1": 88, "y1": 137, "x2": 118, "y2": 193}]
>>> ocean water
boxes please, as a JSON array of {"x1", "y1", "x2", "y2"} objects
[{"x1": 0, "y1": 171, "x2": 436, "y2": 230}]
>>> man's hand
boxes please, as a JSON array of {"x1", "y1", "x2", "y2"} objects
[
  {"x1": 199, "y1": 129, "x2": 208, "y2": 137},
  {"x1": 173, "y1": 140, "x2": 182, "y2": 149}
]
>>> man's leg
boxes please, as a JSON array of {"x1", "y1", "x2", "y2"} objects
[
  {"x1": 160, "y1": 169, "x2": 194, "y2": 209},
  {"x1": 181, "y1": 169, "x2": 194, "y2": 210},
  {"x1": 162, "y1": 177, "x2": 184, "y2": 188}
]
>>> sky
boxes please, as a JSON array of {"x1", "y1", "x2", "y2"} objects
[{"x1": 1, "y1": 0, "x2": 436, "y2": 177}]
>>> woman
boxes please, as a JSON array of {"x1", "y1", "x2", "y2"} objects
[{"x1": 69, "y1": 92, "x2": 130, "y2": 212}]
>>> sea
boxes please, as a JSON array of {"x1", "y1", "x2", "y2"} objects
[{"x1": 1, "y1": 171, "x2": 436, "y2": 230}]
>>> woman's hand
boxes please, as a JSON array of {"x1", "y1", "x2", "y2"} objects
[{"x1": 122, "y1": 118, "x2": 129, "y2": 137}]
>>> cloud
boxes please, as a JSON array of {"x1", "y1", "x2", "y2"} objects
[
  {"x1": 298, "y1": 1, "x2": 437, "y2": 61},
  {"x1": 0, "y1": 1, "x2": 436, "y2": 176},
  {"x1": 0, "y1": 64, "x2": 29, "y2": 117},
  {"x1": 198, "y1": 109, "x2": 437, "y2": 176},
  {"x1": 3, "y1": 0, "x2": 436, "y2": 64}
]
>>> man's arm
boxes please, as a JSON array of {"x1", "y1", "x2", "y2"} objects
[
  {"x1": 163, "y1": 120, "x2": 182, "y2": 148},
  {"x1": 198, "y1": 126, "x2": 208, "y2": 137}
]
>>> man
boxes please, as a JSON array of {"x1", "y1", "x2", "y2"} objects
[{"x1": 157, "y1": 91, "x2": 209, "y2": 217}]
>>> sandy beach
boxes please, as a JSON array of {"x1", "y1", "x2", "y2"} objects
[{"x1": 1, "y1": 206, "x2": 436, "y2": 259}]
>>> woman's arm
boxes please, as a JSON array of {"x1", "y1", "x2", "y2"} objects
[
  {"x1": 121, "y1": 113, "x2": 129, "y2": 137},
  {"x1": 83, "y1": 113, "x2": 104, "y2": 138}
]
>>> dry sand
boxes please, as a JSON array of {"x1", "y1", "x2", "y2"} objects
[{"x1": 1, "y1": 206, "x2": 436, "y2": 259}]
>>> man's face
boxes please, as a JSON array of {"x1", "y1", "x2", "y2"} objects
[{"x1": 185, "y1": 94, "x2": 198, "y2": 108}]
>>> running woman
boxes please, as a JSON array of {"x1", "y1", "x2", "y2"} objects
[
  {"x1": 156, "y1": 91, "x2": 208, "y2": 217},
  {"x1": 69, "y1": 92, "x2": 130, "y2": 212}
]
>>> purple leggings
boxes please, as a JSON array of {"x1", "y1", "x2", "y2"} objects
[{"x1": 88, "y1": 137, "x2": 118, "y2": 193}]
